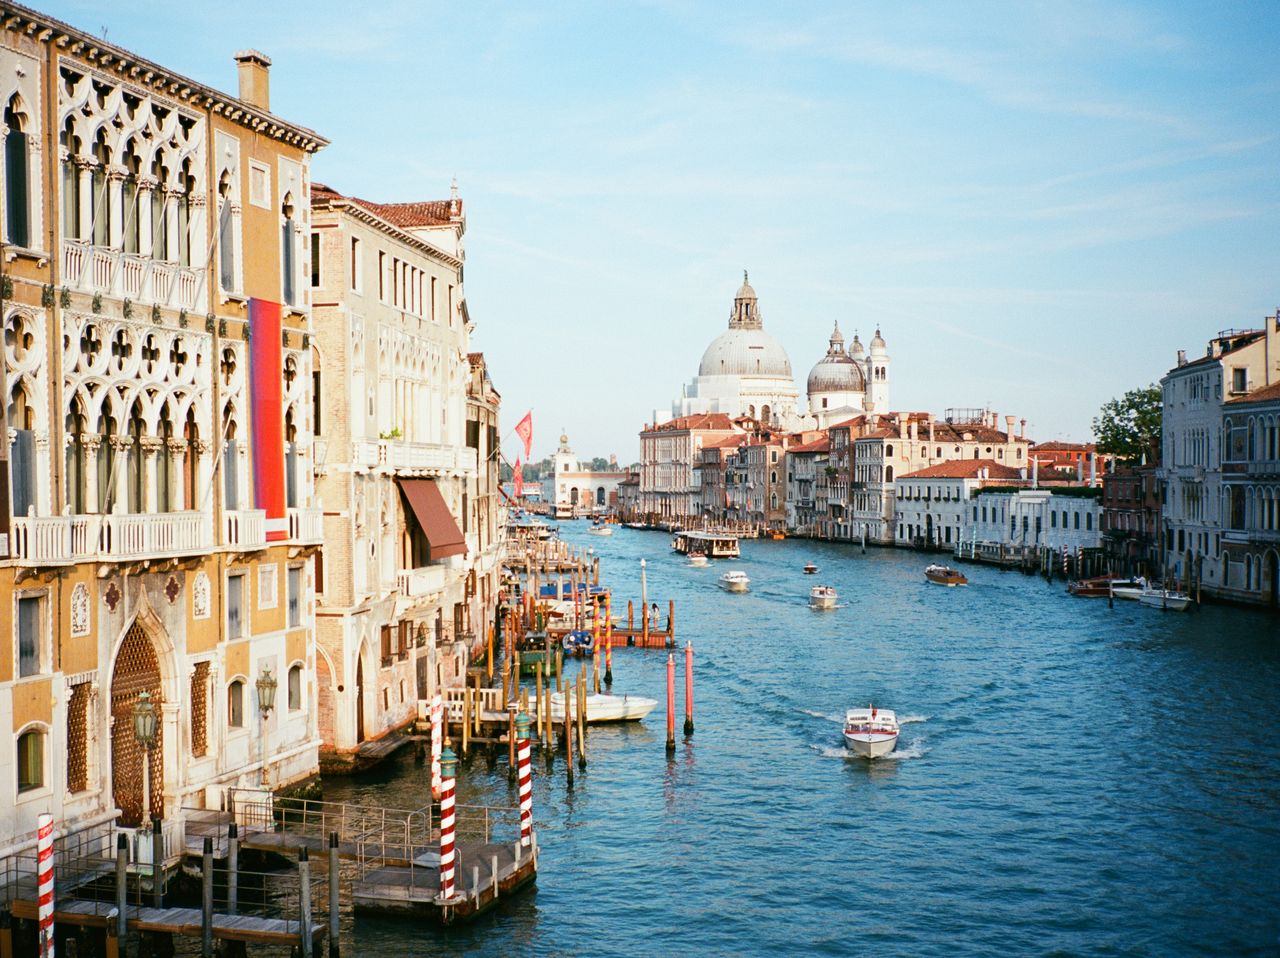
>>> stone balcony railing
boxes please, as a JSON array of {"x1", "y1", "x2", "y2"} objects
[
  {"x1": 61, "y1": 241, "x2": 204, "y2": 311},
  {"x1": 397, "y1": 565, "x2": 447, "y2": 598},
  {"x1": 287, "y1": 507, "x2": 324, "y2": 544},
  {"x1": 223, "y1": 509, "x2": 267, "y2": 550},
  {"x1": 352, "y1": 438, "x2": 476, "y2": 475},
  {"x1": 10, "y1": 511, "x2": 212, "y2": 564}
]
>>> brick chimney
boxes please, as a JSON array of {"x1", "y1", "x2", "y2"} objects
[{"x1": 234, "y1": 50, "x2": 272, "y2": 111}]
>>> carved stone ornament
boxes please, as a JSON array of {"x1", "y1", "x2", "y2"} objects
[
  {"x1": 103, "y1": 580, "x2": 122, "y2": 612},
  {"x1": 70, "y1": 582, "x2": 91, "y2": 638},
  {"x1": 165, "y1": 575, "x2": 181, "y2": 605},
  {"x1": 192, "y1": 571, "x2": 211, "y2": 620}
]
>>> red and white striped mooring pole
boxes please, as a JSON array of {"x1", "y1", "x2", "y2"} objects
[
  {"x1": 516, "y1": 711, "x2": 533, "y2": 847},
  {"x1": 437, "y1": 746, "x2": 458, "y2": 901},
  {"x1": 430, "y1": 693, "x2": 443, "y2": 801},
  {"x1": 37, "y1": 812, "x2": 54, "y2": 957}
]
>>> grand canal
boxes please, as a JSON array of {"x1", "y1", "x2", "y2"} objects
[{"x1": 323, "y1": 526, "x2": 1279, "y2": 957}]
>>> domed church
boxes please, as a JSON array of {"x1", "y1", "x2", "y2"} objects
[
  {"x1": 671, "y1": 273, "x2": 802, "y2": 428},
  {"x1": 807, "y1": 323, "x2": 890, "y2": 427}
]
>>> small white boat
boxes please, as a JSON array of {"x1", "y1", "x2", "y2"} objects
[
  {"x1": 587, "y1": 523, "x2": 613, "y2": 536},
  {"x1": 719, "y1": 570, "x2": 750, "y2": 592},
  {"x1": 548, "y1": 692, "x2": 657, "y2": 723},
  {"x1": 1137, "y1": 588, "x2": 1192, "y2": 611},
  {"x1": 809, "y1": 585, "x2": 838, "y2": 609},
  {"x1": 1109, "y1": 576, "x2": 1151, "y2": 601},
  {"x1": 688, "y1": 551, "x2": 709, "y2": 567},
  {"x1": 803, "y1": 562, "x2": 818, "y2": 575},
  {"x1": 843, "y1": 706, "x2": 900, "y2": 759}
]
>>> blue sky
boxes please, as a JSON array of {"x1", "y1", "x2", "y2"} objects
[{"x1": 49, "y1": 1, "x2": 1280, "y2": 463}]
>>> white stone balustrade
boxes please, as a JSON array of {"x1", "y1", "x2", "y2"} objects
[
  {"x1": 10, "y1": 511, "x2": 214, "y2": 563},
  {"x1": 223, "y1": 509, "x2": 267, "y2": 550},
  {"x1": 60, "y1": 240, "x2": 204, "y2": 310},
  {"x1": 397, "y1": 565, "x2": 447, "y2": 598},
  {"x1": 287, "y1": 506, "x2": 324, "y2": 544}
]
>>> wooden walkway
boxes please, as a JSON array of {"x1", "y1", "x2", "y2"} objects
[{"x1": 8, "y1": 898, "x2": 324, "y2": 947}]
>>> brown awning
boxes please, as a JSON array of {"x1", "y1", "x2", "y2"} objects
[{"x1": 398, "y1": 478, "x2": 467, "y2": 561}]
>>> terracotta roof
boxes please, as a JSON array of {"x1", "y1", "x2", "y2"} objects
[
  {"x1": 898, "y1": 459, "x2": 1025, "y2": 480},
  {"x1": 644, "y1": 413, "x2": 739, "y2": 434},
  {"x1": 788, "y1": 437, "x2": 830, "y2": 454},
  {"x1": 1032, "y1": 441, "x2": 1094, "y2": 451},
  {"x1": 827, "y1": 416, "x2": 866, "y2": 431},
  {"x1": 703, "y1": 436, "x2": 747, "y2": 450},
  {"x1": 311, "y1": 183, "x2": 460, "y2": 227},
  {"x1": 1226, "y1": 380, "x2": 1280, "y2": 405}
]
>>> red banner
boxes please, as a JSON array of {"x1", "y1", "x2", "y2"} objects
[
  {"x1": 514, "y1": 411, "x2": 533, "y2": 459},
  {"x1": 249, "y1": 298, "x2": 287, "y2": 541}
]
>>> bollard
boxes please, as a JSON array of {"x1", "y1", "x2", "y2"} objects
[
  {"x1": 684, "y1": 642, "x2": 695, "y2": 736},
  {"x1": 564, "y1": 699, "x2": 575, "y2": 788},
  {"x1": 487, "y1": 622, "x2": 495, "y2": 681},
  {"x1": 298, "y1": 847, "x2": 313, "y2": 958},
  {"x1": 592, "y1": 608, "x2": 601, "y2": 694},
  {"x1": 507, "y1": 706, "x2": 517, "y2": 780},
  {"x1": 604, "y1": 594, "x2": 614, "y2": 686},
  {"x1": 151, "y1": 816, "x2": 164, "y2": 908},
  {"x1": 227, "y1": 821, "x2": 239, "y2": 916},
  {"x1": 555, "y1": 648, "x2": 563, "y2": 693},
  {"x1": 543, "y1": 672, "x2": 553, "y2": 759},
  {"x1": 438, "y1": 747, "x2": 458, "y2": 900},
  {"x1": 667, "y1": 600, "x2": 676, "y2": 648},
  {"x1": 627, "y1": 599, "x2": 634, "y2": 631},
  {"x1": 534, "y1": 662, "x2": 544, "y2": 746},
  {"x1": 328, "y1": 833, "x2": 340, "y2": 958},
  {"x1": 201, "y1": 837, "x2": 214, "y2": 958},
  {"x1": 431, "y1": 694, "x2": 443, "y2": 801},
  {"x1": 115, "y1": 833, "x2": 128, "y2": 947},
  {"x1": 461, "y1": 687, "x2": 471, "y2": 757},
  {"x1": 577, "y1": 672, "x2": 587, "y2": 769},
  {"x1": 665, "y1": 653, "x2": 676, "y2": 755},
  {"x1": 516, "y1": 712, "x2": 533, "y2": 847}
]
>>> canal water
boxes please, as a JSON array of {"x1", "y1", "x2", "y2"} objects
[{"x1": 324, "y1": 527, "x2": 1279, "y2": 957}]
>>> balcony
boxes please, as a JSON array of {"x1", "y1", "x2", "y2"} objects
[
  {"x1": 351, "y1": 439, "x2": 474, "y2": 475},
  {"x1": 10, "y1": 512, "x2": 212, "y2": 564},
  {"x1": 223, "y1": 509, "x2": 267, "y2": 550},
  {"x1": 397, "y1": 565, "x2": 447, "y2": 598},
  {"x1": 62, "y1": 241, "x2": 205, "y2": 311},
  {"x1": 287, "y1": 507, "x2": 324, "y2": 544}
]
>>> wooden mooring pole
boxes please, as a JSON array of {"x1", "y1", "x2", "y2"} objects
[
  {"x1": 201, "y1": 837, "x2": 214, "y2": 958},
  {"x1": 299, "y1": 848, "x2": 313, "y2": 958},
  {"x1": 227, "y1": 822, "x2": 239, "y2": 915},
  {"x1": 684, "y1": 641, "x2": 695, "y2": 736},
  {"x1": 114, "y1": 833, "x2": 128, "y2": 946},
  {"x1": 328, "y1": 833, "x2": 340, "y2": 958}
]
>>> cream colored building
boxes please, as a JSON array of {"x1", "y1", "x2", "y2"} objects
[
  {"x1": 310, "y1": 181, "x2": 486, "y2": 768},
  {"x1": 1, "y1": 11, "x2": 325, "y2": 859}
]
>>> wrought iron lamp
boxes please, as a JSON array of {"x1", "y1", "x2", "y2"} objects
[
  {"x1": 132, "y1": 690, "x2": 158, "y2": 828},
  {"x1": 256, "y1": 667, "x2": 277, "y2": 786}
]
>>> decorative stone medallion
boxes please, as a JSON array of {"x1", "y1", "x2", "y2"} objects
[
  {"x1": 104, "y1": 580, "x2": 122, "y2": 612},
  {"x1": 70, "y1": 582, "x2": 91, "y2": 638},
  {"x1": 192, "y1": 571, "x2": 211, "y2": 620},
  {"x1": 165, "y1": 575, "x2": 181, "y2": 605}
]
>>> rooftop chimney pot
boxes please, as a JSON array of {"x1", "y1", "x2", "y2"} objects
[{"x1": 234, "y1": 49, "x2": 272, "y2": 111}]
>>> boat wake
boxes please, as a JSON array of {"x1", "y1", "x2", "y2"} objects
[
  {"x1": 800, "y1": 708, "x2": 844, "y2": 724},
  {"x1": 808, "y1": 736, "x2": 929, "y2": 761},
  {"x1": 898, "y1": 714, "x2": 929, "y2": 725}
]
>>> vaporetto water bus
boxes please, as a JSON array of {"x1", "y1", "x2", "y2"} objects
[{"x1": 672, "y1": 530, "x2": 740, "y2": 559}]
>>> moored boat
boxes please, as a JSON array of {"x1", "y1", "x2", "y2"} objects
[
  {"x1": 924, "y1": 564, "x2": 968, "y2": 587},
  {"x1": 719, "y1": 570, "x2": 750, "y2": 592},
  {"x1": 809, "y1": 585, "x2": 838, "y2": 609},
  {"x1": 549, "y1": 692, "x2": 657, "y2": 723},
  {"x1": 1137, "y1": 588, "x2": 1192, "y2": 612},
  {"x1": 803, "y1": 562, "x2": 818, "y2": 575},
  {"x1": 843, "y1": 706, "x2": 900, "y2": 759},
  {"x1": 561, "y1": 630, "x2": 594, "y2": 655},
  {"x1": 1067, "y1": 575, "x2": 1146, "y2": 598}
]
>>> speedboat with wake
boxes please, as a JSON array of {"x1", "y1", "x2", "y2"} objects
[
  {"x1": 687, "y1": 550, "x2": 709, "y2": 567},
  {"x1": 924, "y1": 564, "x2": 968, "y2": 587},
  {"x1": 719, "y1": 570, "x2": 750, "y2": 592},
  {"x1": 809, "y1": 585, "x2": 837, "y2": 609},
  {"x1": 843, "y1": 705, "x2": 900, "y2": 759}
]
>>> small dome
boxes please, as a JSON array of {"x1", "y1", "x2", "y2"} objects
[
  {"x1": 849, "y1": 333, "x2": 865, "y2": 358},
  {"x1": 807, "y1": 325, "x2": 866, "y2": 395},
  {"x1": 870, "y1": 328, "x2": 886, "y2": 351}
]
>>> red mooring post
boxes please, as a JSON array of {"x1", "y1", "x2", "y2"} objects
[
  {"x1": 666, "y1": 653, "x2": 676, "y2": 754},
  {"x1": 684, "y1": 642, "x2": 694, "y2": 736},
  {"x1": 604, "y1": 593, "x2": 614, "y2": 686},
  {"x1": 516, "y1": 712, "x2": 533, "y2": 847},
  {"x1": 438, "y1": 746, "x2": 458, "y2": 901}
]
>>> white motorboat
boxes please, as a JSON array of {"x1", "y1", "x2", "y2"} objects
[
  {"x1": 809, "y1": 585, "x2": 838, "y2": 609},
  {"x1": 587, "y1": 523, "x2": 613, "y2": 536},
  {"x1": 843, "y1": 706, "x2": 900, "y2": 759},
  {"x1": 719, "y1": 570, "x2": 750, "y2": 592},
  {"x1": 688, "y1": 551, "x2": 709, "y2": 567},
  {"x1": 548, "y1": 692, "x2": 657, "y2": 723},
  {"x1": 1109, "y1": 576, "x2": 1151, "y2": 601},
  {"x1": 1137, "y1": 588, "x2": 1192, "y2": 611}
]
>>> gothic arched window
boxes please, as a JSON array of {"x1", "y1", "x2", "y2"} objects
[
  {"x1": 281, "y1": 192, "x2": 296, "y2": 306},
  {"x1": 60, "y1": 119, "x2": 80, "y2": 240},
  {"x1": 218, "y1": 170, "x2": 235, "y2": 290},
  {"x1": 4, "y1": 97, "x2": 30, "y2": 247},
  {"x1": 121, "y1": 140, "x2": 140, "y2": 254},
  {"x1": 91, "y1": 129, "x2": 111, "y2": 247}
]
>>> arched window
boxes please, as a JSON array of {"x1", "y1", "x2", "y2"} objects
[
  {"x1": 281, "y1": 192, "x2": 296, "y2": 306},
  {"x1": 218, "y1": 170, "x2": 235, "y2": 290},
  {"x1": 151, "y1": 156, "x2": 169, "y2": 259},
  {"x1": 288, "y1": 664, "x2": 302, "y2": 711},
  {"x1": 17, "y1": 726, "x2": 45, "y2": 793},
  {"x1": 885, "y1": 444, "x2": 894, "y2": 457},
  {"x1": 885, "y1": 465, "x2": 894, "y2": 482},
  {"x1": 121, "y1": 140, "x2": 140, "y2": 254},
  {"x1": 184, "y1": 408, "x2": 199, "y2": 511},
  {"x1": 91, "y1": 129, "x2": 110, "y2": 246},
  {"x1": 178, "y1": 159, "x2": 194, "y2": 267},
  {"x1": 60, "y1": 119, "x2": 80, "y2": 239},
  {"x1": 4, "y1": 97, "x2": 30, "y2": 247},
  {"x1": 65, "y1": 399, "x2": 88, "y2": 514},
  {"x1": 126, "y1": 400, "x2": 145, "y2": 513},
  {"x1": 228, "y1": 679, "x2": 245, "y2": 728}
]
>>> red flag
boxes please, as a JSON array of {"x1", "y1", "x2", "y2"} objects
[
  {"x1": 514, "y1": 411, "x2": 533, "y2": 458},
  {"x1": 513, "y1": 458, "x2": 524, "y2": 498}
]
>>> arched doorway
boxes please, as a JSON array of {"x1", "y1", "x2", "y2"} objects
[
  {"x1": 355, "y1": 656, "x2": 366, "y2": 743},
  {"x1": 110, "y1": 622, "x2": 164, "y2": 827},
  {"x1": 316, "y1": 653, "x2": 335, "y2": 746}
]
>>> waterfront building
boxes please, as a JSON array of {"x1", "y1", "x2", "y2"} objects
[
  {"x1": 1220, "y1": 376, "x2": 1280, "y2": 604},
  {"x1": 542, "y1": 432, "x2": 626, "y2": 518},
  {"x1": 1158, "y1": 323, "x2": 1277, "y2": 592},
  {"x1": 695, "y1": 435, "x2": 744, "y2": 525},
  {"x1": 670, "y1": 274, "x2": 801, "y2": 429},
  {"x1": 310, "y1": 180, "x2": 481, "y2": 768},
  {"x1": 1101, "y1": 453, "x2": 1160, "y2": 578},
  {"x1": 464, "y1": 351, "x2": 505, "y2": 653},
  {"x1": 894, "y1": 461, "x2": 1022, "y2": 550},
  {"x1": 851, "y1": 411, "x2": 1032, "y2": 545},
  {"x1": 0, "y1": 16, "x2": 326, "y2": 852},
  {"x1": 638, "y1": 413, "x2": 741, "y2": 522},
  {"x1": 822, "y1": 418, "x2": 862, "y2": 539},
  {"x1": 724, "y1": 441, "x2": 751, "y2": 524},
  {"x1": 962, "y1": 488, "x2": 1103, "y2": 558},
  {"x1": 615, "y1": 471, "x2": 641, "y2": 521},
  {"x1": 785, "y1": 437, "x2": 829, "y2": 536},
  {"x1": 1032, "y1": 441, "x2": 1109, "y2": 482},
  {"x1": 744, "y1": 437, "x2": 787, "y2": 531}
]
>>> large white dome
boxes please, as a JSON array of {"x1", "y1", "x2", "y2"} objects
[{"x1": 699, "y1": 327, "x2": 793, "y2": 379}]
